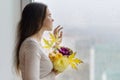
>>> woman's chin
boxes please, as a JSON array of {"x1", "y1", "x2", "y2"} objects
[{"x1": 46, "y1": 28, "x2": 52, "y2": 31}]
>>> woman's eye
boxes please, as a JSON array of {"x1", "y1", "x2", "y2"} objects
[{"x1": 49, "y1": 15, "x2": 52, "y2": 18}]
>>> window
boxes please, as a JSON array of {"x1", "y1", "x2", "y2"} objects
[{"x1": 23, "y1": 0, "x2": 120, "y2": 80}]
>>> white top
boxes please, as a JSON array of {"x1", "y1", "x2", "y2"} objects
[{"x1": 19, "y1": 37, "x2": 56, "y2": 80}]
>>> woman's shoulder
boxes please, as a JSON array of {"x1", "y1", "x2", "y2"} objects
[
  {"x1": 22, "y1": 37, "x2": 38, "y2": 48},
  {"x1": 19, "y1": 37, "x2": 41, "y2": 54},
  {"x1": 19, "y1": 37, "x2": 45, "y2": 59}
]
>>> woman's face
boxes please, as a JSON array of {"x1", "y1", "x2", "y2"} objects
[{"x1": 42, "y1": 8, "x2": 54, "y2": 31}]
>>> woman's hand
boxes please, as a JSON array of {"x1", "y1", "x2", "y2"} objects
[
  {"x1": 53, "y1": 25, "x2": 63, "y2": 46},
  {"x1": 52, "y1": 68, "x2": 60, "y2": 76}
]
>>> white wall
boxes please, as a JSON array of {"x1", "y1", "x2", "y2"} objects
[{"x1": 0, "y1": 0, "x2": 21, "y2": 79}]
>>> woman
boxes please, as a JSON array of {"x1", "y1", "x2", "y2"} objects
[{"x1": 14, "y1": 2, "x2": 63, "y2": 80}]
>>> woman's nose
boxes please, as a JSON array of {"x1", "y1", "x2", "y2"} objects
[{"x1": 52, "y1": 19, "x2": 54, "y2": 22}]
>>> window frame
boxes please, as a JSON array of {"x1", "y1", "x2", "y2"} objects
[{"x1": 21, "y1": 0, "x2": 33, "y2": 11}]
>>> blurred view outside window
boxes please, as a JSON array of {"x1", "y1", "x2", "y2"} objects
[{"x1": 34, "y1": 0, "x2": 120, "y2": 80}]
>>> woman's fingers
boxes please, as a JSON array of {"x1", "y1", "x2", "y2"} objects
[
  {"x1": 57, "y1": 27, "x2": 63, "y2": 39},
  {"x1": 58, "y1": 31, "x2": 63, "y2": 38},
  {"x1": 52, "y1": 25, "x2": 63, "y2": 46},
  {"x1": 53, "y1": 25, "x2": 63, "y2": 38},
  {"x1": 57, "y1": 27, "x2": 63, "y2": 33},
  {"x1": 53, "y1": 25, "x2": 61, "y2": 35}
]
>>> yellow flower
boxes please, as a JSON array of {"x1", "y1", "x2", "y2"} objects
[
  {"x1": 43, "y1": 32, "x2": 83, "y2": 73},
  {"x1": 49, "y1": 52, "x2": 62, "y2": 61},
  {"x1": 49, "y1": 53, "x2": 69, "y2": 73}
]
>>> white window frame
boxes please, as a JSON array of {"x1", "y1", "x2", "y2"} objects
[{"x1": 21, "y1": 0, "x2": 33, "y2": 11}]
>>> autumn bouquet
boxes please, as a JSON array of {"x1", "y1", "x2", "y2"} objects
[{"x1": 42, "y1": 31, "x2": 83, "y2": 73}]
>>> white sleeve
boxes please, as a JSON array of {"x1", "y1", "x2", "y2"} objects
[{"x1": 24, "y1": 43, "x2": 41, "y2": 80}]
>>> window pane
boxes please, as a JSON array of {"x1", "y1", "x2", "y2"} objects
[{"x1": 34, "y1": 0, "x2": 120, "y2": 80}]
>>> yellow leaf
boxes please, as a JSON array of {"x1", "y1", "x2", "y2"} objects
[
  {"x1": 68, "y1": 52, "x2": 83, "y2": 70},
  {"x1": 71, "y1": 63, "x2": 78, "y2": 70},
  {"x1": 73, "y1": 58, "x2": 83, "y2": 64},
  {"x1": 43, "y1": 38, "x2": 50, "y2": 45},
  {"x1": 49, "y1": 33, "x2": 57, "y2": 42},
  {"x1": 43, "y1": 46, "x2": 51, "y2": 49},
  {"x1": 69, "y1": 52, "x2": 76, "y2": 59},
  {"x1": 43, "y1": 38, "x2": 53, "y2": 49}
]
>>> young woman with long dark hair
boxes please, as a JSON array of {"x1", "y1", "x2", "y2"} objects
[{"x1": 14, "y1": 2, "x2": 63, "y2": 80}]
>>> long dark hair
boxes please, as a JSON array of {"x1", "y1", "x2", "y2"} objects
[{"x1": 14, "y1": 2, "x2": 47, "y2": 75}]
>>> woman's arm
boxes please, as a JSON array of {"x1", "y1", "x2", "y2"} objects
[{"x1": 24, "y1": 43, "x2": 41, "y2": 80}]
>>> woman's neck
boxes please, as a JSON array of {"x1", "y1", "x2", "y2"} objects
[{"x1": 30, "y1": 30, "x2": 44, "y2": 43}]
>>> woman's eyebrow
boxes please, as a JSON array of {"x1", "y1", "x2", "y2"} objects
[
  {"x1": 49, "y1": 13, "x2": 51, "y2": 15},
  {"x1": 48, "y1": 13, "x2": 51, "y2": 16}
]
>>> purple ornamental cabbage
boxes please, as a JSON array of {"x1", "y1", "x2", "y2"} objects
[{"x1": 58, "y1": 47, "x2": 73, "y2": 56}]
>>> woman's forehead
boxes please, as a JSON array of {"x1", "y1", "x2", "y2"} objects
[{"x1": 46, "y1": 8, "x2": 51, "y2": 15}]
